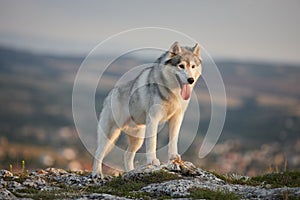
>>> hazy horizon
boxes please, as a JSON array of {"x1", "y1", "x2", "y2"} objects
[{"x1": 1, "y1": 44, "x2": 300, "y2": 68}]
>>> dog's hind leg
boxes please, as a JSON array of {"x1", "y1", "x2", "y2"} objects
[
  {"x1": 124, "y1": 127, "x2": 145, "y2": 171},
  {"x1": 92, "y1": 123, "x2": 121, "y2": 178}
]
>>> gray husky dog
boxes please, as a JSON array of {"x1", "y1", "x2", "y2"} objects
[{"x1": 93, "y1": 42, "x2": 202, "y2": 178}]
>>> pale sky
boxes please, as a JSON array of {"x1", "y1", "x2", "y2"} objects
[{"x1": 0, "y1": 0, "x2": 299, "y2": 64}]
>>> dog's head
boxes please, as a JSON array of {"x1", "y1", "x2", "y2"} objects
[{"x1": 165, "y1": 41, "x2": 202, "y2": 100}]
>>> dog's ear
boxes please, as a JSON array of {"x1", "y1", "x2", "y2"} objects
[
  {"x1": 169, "y1": 41, "x2": 181, "y2": 58},
  {"x1": 193, "y1": 43, "x2": 201, "y2": 57}
]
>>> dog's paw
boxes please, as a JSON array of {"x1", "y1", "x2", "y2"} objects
[
  {"x1": 169, "y1": 154, "x2": 181, "y2": 161},
  {"x1": 92, "y1": 173, "x2": 104, "y2": 182},
  {"x1": 151, "y1": 158, "x2": 161, "y2": 166}
]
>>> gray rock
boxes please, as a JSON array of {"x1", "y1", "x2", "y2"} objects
[
  {"x1": 23, "y1": 177, "x2": 47, "y2": 190},
  {"x1": 0, "y1": 188, "x2": 17, "y2": 200},
  {"x1": 7, "y1": 181, "x2": 25, "y2": 192},
  {"x1": 0, "y1": 178, "x2": 7, "y2": 188},
  {"x1": 141, "y1": 179, "x2": 195, "y2": 197}
]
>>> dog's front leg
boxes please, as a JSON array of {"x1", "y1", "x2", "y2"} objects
[
  {"x1": 168, "y1": 113, "x2": 184, "y2": 161},
  {"x1": 145, "y1": 114, "x2": 160, "y2": 166}
]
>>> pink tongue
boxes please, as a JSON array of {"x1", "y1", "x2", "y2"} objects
[{"x1": 181, "y1": 84, "x2": 191, "y2": 100}]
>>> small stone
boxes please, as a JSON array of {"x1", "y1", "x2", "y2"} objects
[
  {"x1": 265, "y1": 184, "x2": 272, "y2": 189},
  {"x1": 169, "y1": 162, "x2": 181, "y2": 172},
  {"x1": 78, "y1": 193, "x2": 131, "y2": 200},
  {"x1": 45, "y1": 168, "x2": 67, "y2": 175},
  {"x1": 37, "y1": 169, "x2": 47, "y2": 175},
  {"x1": 0, "y1": 170, "x2": 13, "y2": 178}
]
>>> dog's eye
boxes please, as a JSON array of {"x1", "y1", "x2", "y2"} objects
[
  {"x1": 191, "y1": 65, "x2": 195, "y2": 69},
  {"x1": 178, "y1": 64, "x2": 185, "y2": 69}
]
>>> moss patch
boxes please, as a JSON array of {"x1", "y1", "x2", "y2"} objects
[
  {"x1": 128, "y1": 170, "x2": 180, "y2": 184},
  {"x1": 211, "y1": 171, "x2": 300, "y2": 188},
  {"x1": 188, "y1": 188, "x2": 240, "y2": 200},
  {"x1": 211, "y1": 172, "x2": 258, "y2": 185},
  {"x1": 251, "y1": 171, "x2": 300, "y2": 188}
]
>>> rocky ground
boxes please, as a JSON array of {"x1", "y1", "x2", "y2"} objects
[{"x1": 0, "y1": 160, "x2": 299, "y2": 199}]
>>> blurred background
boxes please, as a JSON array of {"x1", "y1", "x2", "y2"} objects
[{"x1": 0, "y1": 0, "x2": 299, "y2": 176}]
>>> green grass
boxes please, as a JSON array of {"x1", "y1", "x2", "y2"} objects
[
  {"x1": 188, "y1": 188, "x2": 240, "y2": 200},
  {"x1": 211, "y1": 172, "x2": 256, "y2": 185},
  {"x1": 251, "y1": 171, "x2": 300, "y2": 188},
  {"x1": 5, "y1": 160, "x2": 30, "y2": 184},
  {"x1": 211, "y1": 171, "x2": 300, "y2": 188}
]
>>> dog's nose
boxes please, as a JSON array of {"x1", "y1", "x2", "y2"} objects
[{"x1": 187, "y1": 78, "x2": 194, "y2": 84}]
